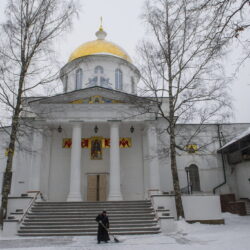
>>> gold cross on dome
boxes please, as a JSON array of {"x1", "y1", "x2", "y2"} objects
[{"x1": 99, "y1": 16, "x2": 103, "y2": 31}]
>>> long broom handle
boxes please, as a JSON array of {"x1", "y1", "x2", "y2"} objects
[
  {"x1": 99, "y1": 221, "x2": 119, "y2": 242},
  {"x1": 99, "y1": 221, "x2": 110, "y2": 232}
]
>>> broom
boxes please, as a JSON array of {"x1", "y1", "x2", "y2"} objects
[{"x1": 99, "y1": 221, "x2": 120, "y2": 243}]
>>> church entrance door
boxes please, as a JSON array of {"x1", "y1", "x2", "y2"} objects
[{"x1": 87, "y1": 174, "x2": 107, "y2": 201}]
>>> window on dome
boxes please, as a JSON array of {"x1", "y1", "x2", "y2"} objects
[
  {"x1": 131, "y1": 77, "x2": 135, "y2": 93},
  {"x1": 64, "y1": 75, "x2": 68, "y2": 93},
  {"x1": 95, "y1": 66, "x2": 104, "y2": 74},
  {"x1": 88, "y1": 66, "x2": 111, "y2": 88},
  {"x1": 115, "y1": 69, "x2": 123, "y2": 90},
  {"x1": 75, "y1": 68, "x2": 83, "y2": 90}
]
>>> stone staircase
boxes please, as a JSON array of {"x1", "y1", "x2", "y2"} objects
[
  {"x1": 240, "y1": 199, "x2": 250, "y2": 215},
  {"x1": 18, "y1": 200, "x2": 161, "y2": 236}
]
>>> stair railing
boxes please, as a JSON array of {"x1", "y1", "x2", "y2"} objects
[{"x1": 19, "y1": 191, "x2": 41, "y2": 225}]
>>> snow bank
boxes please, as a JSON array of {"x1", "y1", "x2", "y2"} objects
[{"x1": 0, "y1": 213, "x2": 250, "y2": 250}]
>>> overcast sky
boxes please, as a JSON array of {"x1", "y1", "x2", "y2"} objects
[{"x1": 0, "y1": 0, "x2": 250, "y2": 123}]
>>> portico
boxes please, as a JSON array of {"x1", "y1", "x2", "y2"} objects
[{"x1": 59, "y1": 118, "x2": 161, "y2": 202}]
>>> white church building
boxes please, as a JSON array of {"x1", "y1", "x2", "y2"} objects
[{"x1": 0, "y1": 26, "x2": 250, "y2": 234}]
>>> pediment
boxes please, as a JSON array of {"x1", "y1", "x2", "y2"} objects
[{"x1": 29, "y1": 86, "x2": 154, "y2": 106}]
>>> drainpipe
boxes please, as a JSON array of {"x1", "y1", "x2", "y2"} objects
[{"x1": 213, "y1": 124, "x2": 227, "y2": 194}]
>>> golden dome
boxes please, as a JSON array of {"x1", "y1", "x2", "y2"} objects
[{"x1": 68, "y1": 28, "x2": 132, "y2": 63}]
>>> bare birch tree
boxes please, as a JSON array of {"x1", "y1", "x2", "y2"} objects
[
  {"x1": 138, "y1": 0, "x2": 233, "y2": 219},
  {"x1": 0, "y1": 0, "x2": 78, "y2": 226},
  {"x1": 199, "y1": 0, "x2": 250, "y2": 66},
  {"x1": 199, "y1": 0, "x2": 250, "y2": 35}
]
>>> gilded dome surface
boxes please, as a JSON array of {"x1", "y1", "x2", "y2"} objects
[{"x1": 68, "y1": 28, "x2": 132, "y2": 63}]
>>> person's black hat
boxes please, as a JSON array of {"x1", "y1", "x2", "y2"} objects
[{"x1": 102, "y1": 210, "x2": 107, "y2": 213}]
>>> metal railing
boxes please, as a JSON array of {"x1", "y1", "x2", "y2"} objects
[
  {"x1": 19, "y1": 191, "x2": 41, "y2": 224},
  {"x1": 181, "y1": 185, "x2": 192, "y2": 194}
]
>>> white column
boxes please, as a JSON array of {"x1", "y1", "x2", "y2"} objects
[
  {"x1": 29, "y1": 128, "x2": 44, "y2": 191},
  {"x1": 146, "y1": 121, "x2": 161, "y2": 193},
  {"x1": 40, "y1": 128, "x2": 52, "y2": 200},
  {"x1": 67, "y1": 122, "x2": 82, "y2": 201},
  {"x1": 108, "y1": 121, "x2": 123, "y2": 201}
]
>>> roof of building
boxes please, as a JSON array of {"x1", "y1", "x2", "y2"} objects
[
  {"x1": 218, "y1": 127, "x2": 250, "y2": 152},
  {"x1": 68, "y1": 26, "x2": 132, "y2": 63},
  {"x1": 27, "y1": 86, "x2": 157, "y2": 105}
]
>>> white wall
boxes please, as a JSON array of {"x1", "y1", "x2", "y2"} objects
[
  {"x1": 151, "y1": 194, "x2": 223, "y2": 221},
  {"x1": 156, "y1": 122, "x2": 250, "y2": 196},
  {"x1": 120, "y1": 124, "x2": 144, "y2": 200},
  {"x1": 9, "y1": 129, "x2": 33, "y2": 196},
  {"x1": 48, "y1": 128, "x2": 71, "y2": 201},
  {"x1": 182, "y1": 195, "x2": 223, "y2": 221}
]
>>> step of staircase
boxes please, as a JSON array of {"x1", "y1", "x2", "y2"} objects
[
  {"x1": 18, "y1": 200, "x2": 160, "y2": 236},
  {"x1": 240, "y1": 199, "x2": 250, "y2": 215}
]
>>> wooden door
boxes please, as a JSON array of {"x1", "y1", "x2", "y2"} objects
[
  {"x1": 87, "y1": 174, "x2": 107, "y2": 201},
  {"x1": 87, "y1": 175, "x2": 98, "y2": 201},
  {"x1": 99, "y1": 174, "x2": 107, "y2": 201}
]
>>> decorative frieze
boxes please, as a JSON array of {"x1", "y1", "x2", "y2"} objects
[
  {"x1": 70, "y1": 95, "x2": 124, "y2": 104},
  {"x1": 62, "y1": 137, "x2": 132, "y2": 148}
]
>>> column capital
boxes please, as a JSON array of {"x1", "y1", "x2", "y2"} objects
[
  {"x1": 108, "y1": 120, "x2": 121, "y2": 122},
  {"x1": 144, "y1": 120, "x2": 157, "y2": 132},
  {"x1": 69, "y1": 121, "x2": 83, "y2": 127},
  {"x1": 108, "y1": 120, "x2": 121, "y2": 127},
  {"x1": 144, "y1": 119, "x2": 157, "y2": 125}
]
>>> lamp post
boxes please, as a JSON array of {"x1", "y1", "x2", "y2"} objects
[{"x1": 185, "y1": 167, "x2": 191, "y2": 194}]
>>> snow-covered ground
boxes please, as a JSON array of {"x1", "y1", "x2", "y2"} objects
[{"x1": 0, "y1": 213, "x2": 250, "y2": 250}]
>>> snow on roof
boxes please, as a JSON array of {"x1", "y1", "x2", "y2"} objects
[{"x1": 219, "y1": 126, "x2": 250, "y2": 151}]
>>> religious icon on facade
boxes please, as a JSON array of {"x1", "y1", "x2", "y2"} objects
[
  {"x1": 90, "y1": 137, "x2": 102, "y2": 160},
  {"x1": 185, "y1": 144, "x2": 198, "y2": 153}
]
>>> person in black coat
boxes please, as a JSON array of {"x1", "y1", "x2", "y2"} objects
[{"x1": 95, "y1": 210, "x2": 110, "y2": 244}]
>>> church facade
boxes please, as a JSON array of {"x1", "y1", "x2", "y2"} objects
[{"x1": 0, "y1": 26, "x2": 250, "y2": 216}]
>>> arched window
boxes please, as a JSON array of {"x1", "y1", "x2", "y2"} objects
[
  {"x1": 75, "y1": 68, "x2": 83, "y2": 90},
  {"x1": 188, "y1": 164, "x2": 201, "y2": 192},
  {"x1": 95, "y1": 66, "x2": 104, "y2": 74},
  {"x1": 115, "y1": 69, "x2": 123, "y2": 90},
  {"x1": 64, "y1": 75, "x2": 68, "y2": 93},
  {"x1": 131, "y1": 77, "x2": 135, "y2": 93}
]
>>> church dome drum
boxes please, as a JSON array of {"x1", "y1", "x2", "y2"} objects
[{"x1": 60, "y1": 26, "x2": 140, "y2": 95}]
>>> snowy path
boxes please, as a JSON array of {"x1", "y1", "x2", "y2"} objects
[{"x1": 1, "y1": 213, "x2": 250, "y2": 250}]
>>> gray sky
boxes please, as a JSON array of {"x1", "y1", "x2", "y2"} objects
[{"x1": 0, "y1": 0, "x2": 250, "y2": 123}]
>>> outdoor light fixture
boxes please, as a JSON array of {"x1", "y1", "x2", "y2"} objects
[
  {"x1": 94, "y1": 125, "x2": 99, "y2": 133},
  {"x1": 130, "y1": 126, "x2": 135, "y2": 133},
  {"x1": 57, "y1": 125, "x2": 62, "y2": 133}
]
